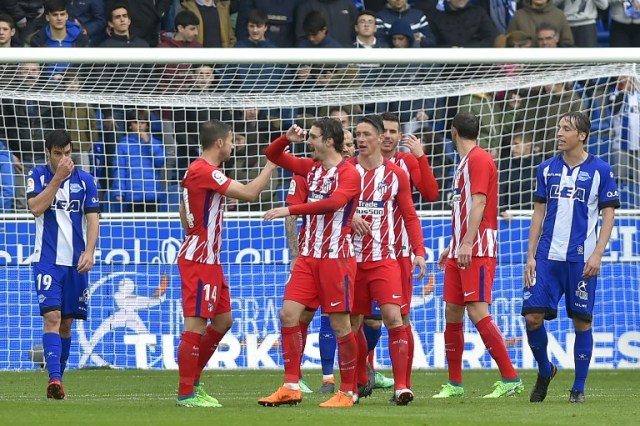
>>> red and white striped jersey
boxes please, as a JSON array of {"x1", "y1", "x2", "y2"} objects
[
  {"x1": 351, "y1": 158, "x2": 425, "y2": 262},
  {"x1": 178, "y1": 158, "x2": 232, "y2": 265},
  {"x1": 297, "y1": 162, "x2": 360, "y2": 259},
  {"x1": 449, "y1": 146, "x2": 498, "y2": 258}
]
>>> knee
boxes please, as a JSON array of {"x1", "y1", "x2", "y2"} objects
[
  {"x1": 279, "y1": 307, "x2": 298, "y2": 327},
  {"x1": 43, "y1": 311, "x2": 61, "y2": 332},
  {"x1": 525, "y1": 314, "x2": 544, "y2": 330},
  {"x1": 444, "y1": 303, "x2": 465, "y2": 323}
]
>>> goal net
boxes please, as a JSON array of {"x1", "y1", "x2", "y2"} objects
[{"x1": 0, "y1": 49, "x2": 638, "y2": 371}]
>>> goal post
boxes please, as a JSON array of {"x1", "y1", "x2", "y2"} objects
[{"x1": 0, "y1": 48, "x2": 638, "y2": 371}]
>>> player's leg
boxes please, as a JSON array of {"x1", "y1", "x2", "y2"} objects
[
  {"x1": 59, "y1": 269, "x2": 90, "y2": 379},
  {"x1": 566, "y1": 263, "x2": 597, "y2": 403},
  {"x1": 464, "y1": 258, "x2": 522, "y2": 398},
  {"x1": 320, "y1": 311, "x2": 357, "y2": 407},
  {"x1": 522, "y1": 258, "x2": 564, "y2": 402},
  {"x1": 298, "y1": 307, "x2": 316, "y2": 393},
  {"x1": 351, "y1": 263, "x2": 374, "y2": 399},
  {"x1": 194, "y1": 311, "x2": 232, "y2": 405},
  {"x1": 317, "y1": 313, "x2": 337, "y2": 393},
  {"x1": 433, "y1": 258, "x2": 466, "y2": 398},
  {"x1": 363, "y1": 308, "x2": 393, "y2": 389},
  {"x1": 399, "y1": 255, "x2": 414, "y2": 390},
  {"x1": 59, "y1": 318, "x2": 73, "y2": 376}
]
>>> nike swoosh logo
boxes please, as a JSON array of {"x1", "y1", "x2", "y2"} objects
[
  {"x1": 464, "y1": 291, "x2": 475, "y2": 297},
  {"x1": 392, "y1": 294, "x2": 402, "y2": 299},
  {"x1": 400, "y1": 304, "x2": 408, "y2": 309},
  {"x1": 330, "y1": 301, "x2": 342, "y2": 307}
]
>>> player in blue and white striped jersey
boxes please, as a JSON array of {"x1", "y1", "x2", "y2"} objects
[
  {"x1": 522, "y1": 112, "x2": 620, "y2": 404},
  {"x1": 26, "y1": 130, "x2": 100, "y2": 400}
]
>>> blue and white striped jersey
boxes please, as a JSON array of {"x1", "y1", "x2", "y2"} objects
[
  {"x1": 27, "y1": 166, "x2": 100, "y2": 266},
  {"x1": 534, "y1": 154, "x2": 620, "y2": 262}
]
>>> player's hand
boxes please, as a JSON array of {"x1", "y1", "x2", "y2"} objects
[
  {"x1": 285, "y1": 124, "x2": 307, "y2": 143},
  {"x1": 582, "y1": 252, "x2": 602, "y2": 279},
  {"x1": 437, "y1": 247, "x2": 450, "y2": 271},
  {"x1": 77, "y1": 250, "x2": 95, "y2": 273},
  {"x1": 350, "y1": 214, "x2": 370, "y2": 236},
  {"x1": 55, "y1": 156, "x2": 74, "y2": 180},
  {"x1": 457, "y1": 242, "x2": 472, "y2": 269},
  {"x1": 263, "y1": 207, "x2": 290, "y2": 221},
  {"x1": 413, "y1": 255, "x2": 426, "y2": 280},
  {"x1": 402, "y1": 134, "x2": 424, "y2": 158},
  {"x1": 524, "y1": 256, "x2": 536, "y2": 288}
]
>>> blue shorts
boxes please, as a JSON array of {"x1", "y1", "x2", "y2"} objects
[
  {"x1": 33, "y1": 263, "x2": 89, "y2": 320},
  {"x1": 521, "y1": 258, "x2": 597, "y2": 322}
]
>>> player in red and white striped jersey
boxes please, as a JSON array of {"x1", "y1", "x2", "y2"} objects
[
  {"x1": 374, "y1": 112, "x2": 440, "y2": 394},
  {"x1": 349, "y1": 115, "x2": 426, "y2": 406},
  {"x1": 176, "y1": 120, "x2": 277, "y2": 408},
  {"x1": 259, "y1": 119, "x2": 362, "y2": 408},
  {"x1": 432, "y1": 112, "x2": 522, "y2": 399}
]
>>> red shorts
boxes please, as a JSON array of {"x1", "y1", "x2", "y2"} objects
[
  {"x1": 398, "y1": 256, "x2": 413, "y2": 315},
  {"x1": 178, "y1": 257, "x2": 231, "y2": 319},
  {"x1": 353, "y1": 259, "x2": 402, "y2": 315},
  {"x1": 443, "y1": 257, "x2": 496, "y2": 305},
  {"x1": 285, "y1": 256, "x2": 356, "y2": 314}
]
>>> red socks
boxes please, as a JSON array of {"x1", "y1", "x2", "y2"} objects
[
  {"x1": 444, "y1": 322, "x2": 464, "y2": 384},
  {"x1": 476, "y1": 316, "x2": 518, "y2": 380},
  {"x1": 336, "y1": 332, "x2": 357, "y2": 393},
  {"x1": 195, "y1": 325, "x2": 225, "y2": 382},
  {"x1": 281, "y1": 325, "x2": 303, "y2": 384},
  {"x1": 405, "y1": 324, "x2": 414, "y2": 388},
  {"x1": 178, "y1": 331, "x2": 201, "y2": 396},
  {"x1": 388, "y1": 325, "x2": 408, "y2": 390}
]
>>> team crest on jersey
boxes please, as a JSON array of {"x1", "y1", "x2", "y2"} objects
[
  {"x1": 577, "y1": 171, "x2": 591, "y2": 182},
  {"x1": 322, "y1": 178, "x2": 334, "y2": 193},
  {"x1": 451, "y1": 188, "x2": 461, "y2": 203},
  {"x1": 288, "y1": 180, "x2": 297, "y2": 195},
  {"x1": 70, "y1": 183, "x2": 83, "y2": 193},
  {"x1": 211, "y1": 170, "x2": 228, "y2": 185},
  {"x1": 26, "y1": 178, "x2": 35, "y2": 193},
  {"x1": 576, "y1": 281, "x2": 588, "y2": 301},
  {"x1": 377, "y1": 181, "x2": 390, "y2": 196}
]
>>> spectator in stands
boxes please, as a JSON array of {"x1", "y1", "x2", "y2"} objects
[
  {"x1": 111, "y1": 109, "x2": 166, "y2": 212},
  {"x1": 353, "y1": 9, "x2": 388, "y2": 47},
  {"x1": 418, "y1": 125, "x2": 454, "y2": 211},
  {"x1": 376, "y1": 0, "x2": 436, "y2": 47},
  {"x1": 180, "y1": 0, "x2": 235, "y2": 47},
  {"x1": 507, "y1": 0, "x2": 574, "y2": 47},
  {"x1": 329, "y1": 106, "x2": 352, "y2": 129},
  {"x1": 122, "y1": 0, "x2": 172, "y2": 47},
  {"x1": 536, "y1": 22, "x2": 562, "y2": 47},
  {"x1": 553, "y1": 0, "x2": 607, "y2": 47},
  {"x1": 62, "y1": 68, "x2": 98, "y2": 172},
  {"x1": 295, "y1": 0, "x2": 357, "y2": 47},
  {"x1": 68, "y1": 0, "x2": 106, "y2": 46},
  {"x1": 101, "y1": 3, "x2": 148, "y2": 47},
  {"x1": 472, "y1": 0, "x2": 517, "y2": 34},
  {"x1": 236, "y1": 8, "x2": 275, "y2": 47},
  {"x1": 609, "y1": 0, "x2": 640, "y2": 47},
  {"x1": 387, "y1": 18, "x2": 417, "y2": 48},
  {"x1": 0, "y1": 14, "x2": 20, "y2": 47},
  {"x1": 28, "y1": 0, "x2": 88, "y2": 79},
  {"x1": 608, "y1": 75, "x2": 640, "y2": 182},
  {"x1": 498, "y1": 130, "x2": 543, "y2": 221},
  {"x1": 429, "y1": 0, "x2": 498, "y2": 47},
  {"x1": 157, "y1": 9, "x2": 202, "y2": 94},
  {"x1": 5, "y1": 0, "x2": 45, "y2": 43},
  {"x1": 223, "y1": 110, "x2": 279, "y2": 211},
  {"x1": 1, "y1": 62, "x2": 66, "y2": 211},
  {"x1": 297, "y1": 10, "x2": 342, "y2": 48},
  {"x1": 0, "y1": 138, "x2": 15, "y2": 213},
  {"x1": 235, "y1": 0, "x2": 301, "y2": 47},
  {"x1": 504, "y1": 30, "x2": 533, "y2": 47}
]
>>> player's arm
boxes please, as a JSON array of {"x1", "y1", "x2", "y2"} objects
[
  {"x1": 264, "y1": 168, "x2": 361, "y2": 220},
  {"x1": 265, "y1": 126, "x2": 315, "y2": 177},
  {"x1": 457, "y1": 192, "x2": 486, "y2": 269},
  {"x1": 583, "y1": 206, "x2": 616, "y2": 279},
  {"x1": 224, "y1": 161, "x2": 278, "y2": 202},
  {"x1": 285, "y1": 215, "x2": 300, "y2": 269},
  {"x1": 78, "y1": 212, "x2": 99, "y2": 273},
  {"x1": 179, "y1": 201, "x2": 188, "y2": 231},
  {"x1": 27, "y1": 157, "x2": 74, "y2": 217},
  {"x1": 395, "y1": 171, "x2": 427, "y2": 279},
  {"x1": 524, "y1": 201, "x2": 546, "y2": 287},
  {"x1": 402, "y1": 136, "x2": 439, "y2": 201}
]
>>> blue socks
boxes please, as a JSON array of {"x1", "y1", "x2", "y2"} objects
[
  {"x1": 573, "y1": 329, "x2": 593, "y2": 392},
  {"x1": 527, "y1": 325, "x2": 552, "y2": 377},
  {"x1": 60, "y1": 337, "x2": 71, "y2": 375},
  {"x1": 363, "y1": 322, "x2": 382, "y2": 353},
  {"x1": 319, "y1": 315, "x2": 336, "y2": 376},
  {"x1": 43, "y1": 333, "x2": 62, "y2": 381}
]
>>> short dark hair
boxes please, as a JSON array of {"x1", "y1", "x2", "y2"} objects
[
  {"x1": 561, "y1": 111, "x2": 591, "y2": 142},
  {"x1": 537, "y1": 22, "x2": 558, "y2": 35},
  {"x1": 174, "y1": 10, "x2": 200, "y2": 31},
  {"x1": 0, "y1": 14, "x2": 15, "y2": 29},
  {"x1": 312, "y1": 117, "x2": 345, "y2": 153},
  {"x1": 328, "y1": 106, "x2": 348, "y2": 116},
  {"x1": 44, "y1": 0, "x2": 67, "y2": 14},
  {"x1": 126, "y1": 109, "x2": 149, "y2": 130},
  {"x1": 357, "y1": 114, "x2": 384, "y2": 134},
  {"x1": 379, "y1": 112, "x2": 400, "y2": 126},
  {"x1": 45, "y1": 130, "x2": 72, "y2": 151},
  {"x1": 451, "y1": 112, "x2": 480, "y2": 140},
  {"x1": 200, "y1": 120, "x2": 232, "y2": 151},
  {"x1": 355, "y1": 9, "x2": 376, "y2": 24},
  {"x1": 248, "y1": 9, "x2": 268, "y2": 26},
  {"x1": 302, "y1": 10, "x2": 327, "y2": 36},
  {"x1": 109, "y1": 3, "x2": 129, "y2": 22}
]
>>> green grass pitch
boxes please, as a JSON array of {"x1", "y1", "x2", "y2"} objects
[{"x1": 1, "y1": 369, "x2": 638, "y2": 425}]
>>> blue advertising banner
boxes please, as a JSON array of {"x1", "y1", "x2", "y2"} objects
[{"x1": 0, "y1": 217, "x2": 639, "y2": 370}]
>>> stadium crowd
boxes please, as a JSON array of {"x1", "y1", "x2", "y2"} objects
[{"x1": 0, "y1": 0, "x2": 639, "y2": 213}]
